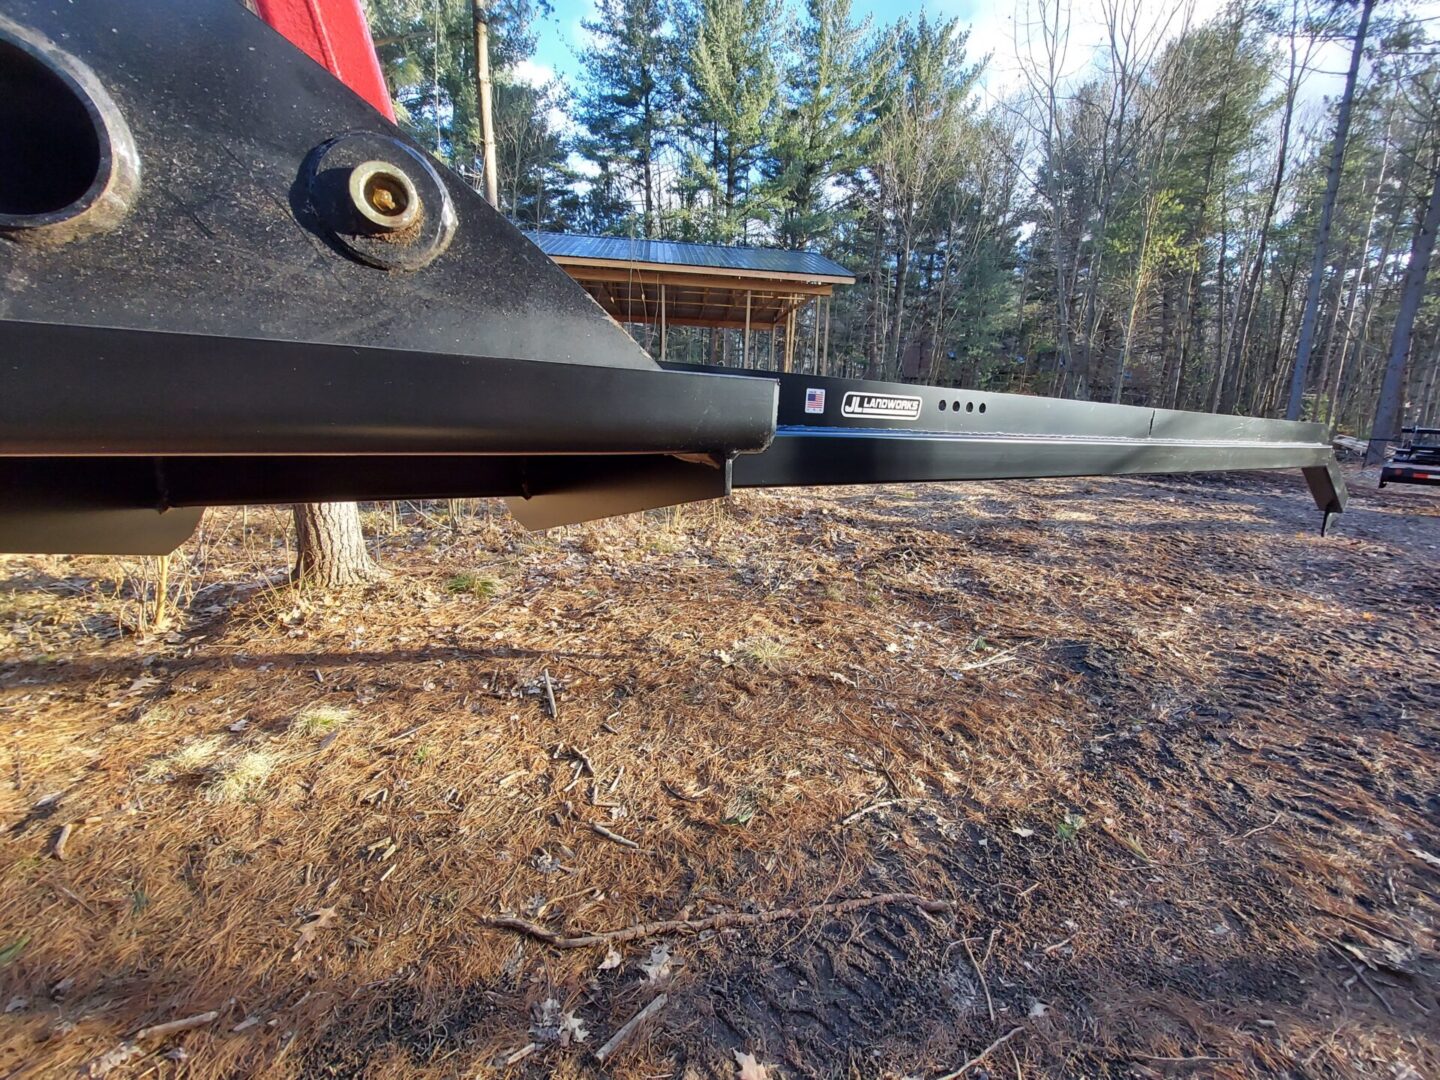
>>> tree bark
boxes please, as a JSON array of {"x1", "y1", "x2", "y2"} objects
[
  {"x1": 1286, "y1": 0, "x2": 1375, "y2": 419},
  {"x1": 472, "y1": 0, "x2": 499, "y2": 209},
  {"x1": 1366, "y1": 157, "x2": 1440, "y2": 466},
  {"x1": 1335, "y1": 159, "x2": 1410, "y2": 429},
  {"x1": 292, "y1": 502, "x2": 384, "y2": 587},
  {"x1": 1211, "y1": 16, "x2": 1302, "y2": 414}
]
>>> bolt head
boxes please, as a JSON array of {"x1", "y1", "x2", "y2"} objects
[{"x1": 347, "y1": 160, "x2": 421, "y2": 232}]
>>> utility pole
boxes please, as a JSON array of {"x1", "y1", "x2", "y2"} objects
[
  {"x1": 1287, "y1": 0, "x2": 1375, "y2": 420},
  {"x1": 473, "y1": 0, "x2": 499, "y2": 208}
]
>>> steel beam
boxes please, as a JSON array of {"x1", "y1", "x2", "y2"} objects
[
  {"x1": 669, "y1": 366, "x2": 1346, "y2": 514},
  {"x1": 0, "y1": 322, "x2": 776, "y2": 458}
]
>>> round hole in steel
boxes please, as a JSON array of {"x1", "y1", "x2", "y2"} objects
[{"x1": 0, "y1": 38, "x2": 105, "y2": 222}]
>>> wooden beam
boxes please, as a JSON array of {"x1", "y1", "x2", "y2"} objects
[
  {"x1": 547, "y1": 255, "x2": 852, "y2": 287},
  {"x1": 553, "y1": 264, "x2": 839, "y2": 297}
]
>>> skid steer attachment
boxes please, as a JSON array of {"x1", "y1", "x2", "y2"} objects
[{"x1": 0, "y1": 0, "x2": 1345, "y2": 556}]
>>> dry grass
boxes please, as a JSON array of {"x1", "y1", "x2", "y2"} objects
[
  {"x1": 141, "y1": 735, "x2": 225, "y2": 781},
  {"x1": 204, "y1": 749, "x2": 279, "y2": 804},
  {"x1": 0, "y1": 479, "x2": 1437, "y2": 1079},
  {"x1": 290, "y1": 703, "x2": 351, "y2": 737}
]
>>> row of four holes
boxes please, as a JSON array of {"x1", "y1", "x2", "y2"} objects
[{"x1": 938, "y1": 399, "x2": 986, "y2": 414}]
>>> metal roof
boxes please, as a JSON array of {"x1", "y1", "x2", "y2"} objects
[{"x1": 527, "y1": 231, "x2": 854, "y2": 282}]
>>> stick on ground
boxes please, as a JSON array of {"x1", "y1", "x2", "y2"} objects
[
  {"x1": 935, "y1": 1026, "x2": 1025, "y2": 1080},
  {"x1": 132, "y1": 1011, "x2": 220, "y2": 1042},
  {"x1": 962, "y1": 934, "x2": 995, "y2": 1023},
  {"x1": 1327, "y1": 941, "x2": 1394, "y2": 1015},
  {"x1": 483, "y1": 892, "x2": 952, "y2": 949},
  {"x1": 542, "y1": 669, "x2": 558, "y2": 719},
  {"x1": 593, "y1": 993, "x2": 668, "y2": 1064},
  {"x1": 590, "y1": 821, "x2": 641, "y2": 849},
  {"x1": 80, "y1": 1011, "x2": 220, "y2": 1078}
]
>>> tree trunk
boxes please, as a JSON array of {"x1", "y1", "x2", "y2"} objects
[
  {"x1": 292, "y1": 502, "x2": 384, "y2": 587},
  {"x1": 888, "y1": 226, "x2": 913, "y2": 379},
  {"x1": 472, "y1": 0, "x2": 499, "y2": 209},
  {"x1": 866, "y1": 210, "x2": 886, "y2": 377},
  {"x1": 1366, "y1": 157, "x2": 1440, "y2": 466},
  {"x1": 1286, "y1": 0, "x2": 1374, "y2": 419},
  {"x1": 1335, "y1": 163, "x2": 1409, "y2": 429},
  {"x1": 1212, "y1": 26, "x2": 1301, "y2": 414}
]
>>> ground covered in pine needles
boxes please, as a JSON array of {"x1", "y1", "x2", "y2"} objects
[{"x1": 0, "y1": 471, "x2": 1437, "y2": 1079}]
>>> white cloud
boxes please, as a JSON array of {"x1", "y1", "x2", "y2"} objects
[
  {"x1": 961, "y1": 0, "x2": 1200, "y2": 103},
  {"x1": 511, "y1": 57, "x2": 558, "y2": 88}
]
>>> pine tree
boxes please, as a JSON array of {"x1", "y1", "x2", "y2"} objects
[
  {"x1": 575, "y1": 0, "x2": 683, "y2": 237},
  {"x1": 762, "y1": 0, "x2": 875, "y2": 250},
  {"x1": 685, "y1": 0, "x2": 784, "y2": 241},
  {"x1": 871, "y1": 14, "x2": 982, "y2": 377}
]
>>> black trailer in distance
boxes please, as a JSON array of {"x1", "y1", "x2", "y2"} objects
[{"x1": 1380, "y1": 428, "x2": 1440, "y2": 489}]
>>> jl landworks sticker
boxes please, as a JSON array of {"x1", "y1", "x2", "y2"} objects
[{"x1": 840, "y1": 391, "x2": 922, "y2": 421}]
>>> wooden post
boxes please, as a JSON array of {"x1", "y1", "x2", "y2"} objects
[
  {"x1": 659, "y1": 283, "x2": 667, "y2": 360},
  {"x1": 472, "y1": 1, "x2": 499, "y2": 208},
  {"x1": 743, "y1": 290, "x2": 752, "y2": 367},
  {"x1": 810, "y1": 299, "x2": 819, "y2": 373},
  {"x1": 822, "y1": 297, "x2": 831, "y2": 376}
]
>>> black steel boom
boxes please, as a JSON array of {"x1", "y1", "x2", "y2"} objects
[{"x1": 0, "y1": 0, "x2": 1345, "y2": 556}]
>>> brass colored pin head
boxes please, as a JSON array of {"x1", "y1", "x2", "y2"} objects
[{"x1": 347, "y1": 160, "x2": 421, "y2": 232}]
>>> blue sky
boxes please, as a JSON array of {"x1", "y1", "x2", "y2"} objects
[
  {"x1": 522, "y1": 0, "x2": 1439, "y2": 116},
  {"x1": 530, "y1": 0, "x2": 1007, "y2": 87}
]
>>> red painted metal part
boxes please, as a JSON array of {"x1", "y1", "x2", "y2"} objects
[{"x1": 253, "y1": 0, "x2": 395, "y2": 121}]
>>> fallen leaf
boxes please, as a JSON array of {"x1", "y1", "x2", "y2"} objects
[
  {"x1": 598, "y1": 949, "x2": 622, "y2": 971},
  {"x1": 529, "y1": 998, "x2": 589, "y2": 1046},
  {"x1": 81, "y1": 1040, "x2": 141, "y2": 1077},
  {"x1": 558, "y1": 1011, "x2": 589, "y2": 1047},
  {"x1": 733, "y1": 1049, "x2": 769, "y2": 1080},
  {"x1": 530, "y1": 997, "x2": 561, "y2": 1041},
  {"x1": 639, "y1": 943, "x2": 672, "y2": 982},
  {"x1": 291, "y1": 906, "x2": 339, "y2": 960},
  {"x1": 1012, "y1": 826, "x2": 1035, "y2": 838}
]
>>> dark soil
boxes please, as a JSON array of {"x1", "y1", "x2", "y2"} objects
[{"x1": 1, "y1": 469, "x2": 1437, "y2": 1079}]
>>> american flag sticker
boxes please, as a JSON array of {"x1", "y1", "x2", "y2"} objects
[{"x1": 804, "y1": 387, "x2": 826, "y2": 414}]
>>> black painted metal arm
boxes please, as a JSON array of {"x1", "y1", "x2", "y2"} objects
[{"x1": 0, "y1": 0, "x2": 1346, "y2": 555}]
